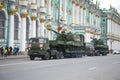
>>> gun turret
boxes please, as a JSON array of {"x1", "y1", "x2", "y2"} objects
[
  {"x1": 47, "y1": 25, "x2": 66, "y2": 41},
  {"x1": 91, "y1": 38, "x2": 104, "y2": 46}
]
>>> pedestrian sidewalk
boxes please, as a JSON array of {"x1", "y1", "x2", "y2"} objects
[{"x1": 0, "y1": 54, "x2": 28, "y2": 60}]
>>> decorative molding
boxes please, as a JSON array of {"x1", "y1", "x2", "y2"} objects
[
  {"x1": 76, "y1": 3, "x2": 79, "y2": 6},
  {"x1": 56, "y1": 5, "x2": 58, "y2": 10},
  {"x1": 47, "y1": 24, "x2": 52, "y2": 30},
  {"x1": 51, "y1": 2, "x2": 53, "y2": 6},
  {"x1": 47, "y1": 14, "x2": 51, "y2": 16},
  {"x1": 40, "y1": 19, "x2": 46, "y2": 23},
  {"x1": 72, "y1": 0, "x2": 75, "y2": 4},
  {"x1": 20, "y1": 13, "x2": 28, "y2": 18},
  {"x1": 31, "y1": 3, "x2": 37, "y2": 5},
  {"x1": 15, "y1": 6, "x2": 19, "y2": 12},
  {"x1": 80, "y1": 6, "x2": 83, "y2": 8},
  {"x1": 83, "y1": 7, "x2": 86, "y2": 10},
  {"x1": 31, "y1": 16, "x2": 37, "y2": 21},
  {"x1": 9, "y1": 10, "x2": 16, "y2": 15},
  {"x1": 40, "y1": 6, "x2": 45, "y2": 8},
  {"x1": 0, "y1": 2, "x2": 5, "y2": 10}
]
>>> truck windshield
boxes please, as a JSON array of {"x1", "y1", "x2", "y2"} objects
[{"x1": 29, "y1": 38, "x2": 46, "y2": 43}]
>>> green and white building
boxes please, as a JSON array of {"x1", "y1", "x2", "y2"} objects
[{"x1": 0, "y1": 0, "x2": 120, "y2": 53}]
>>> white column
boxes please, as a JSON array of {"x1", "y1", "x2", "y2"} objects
[
  {"x1": 107, "y1": 19, "x2": 110, "y2": 34},
  {"x1": 89, "y1": 12, "x2": 91, "y2": 25},
  {"x1": 63, "y1": 0, "x2": 67, "y2": 26},
  {"x1": 79, "y1": 7, "x2": 81, "y2": 25},
  {"x1": 98, "y1": 17, "x2": 100, "y2": 28},
  {"x1": 40, "y1": 16, "x2": 45, "y2": 38},
  {"x1": 8, "y1": 15, "x2": 14, "y2": 48},
  {"x1": 29, "y1": 18, "x2": 32, "y2": 38},
  {"x1": 72, "y1": 2, "x2": 75, "y2": 25},
  {"x1": 31, "y1": 0, "x2": 37, "y2": 37},
  {"x1": 107, "y1": 18, "x2": 112, "y2": 51},
  {"x1": 77, "y1": 6, "x2": 80, "y2": 25},
  {"x1": 76, "y1": 4, "x2": 79, "y2": 25},
  {"x1": 74, "y1": 5, "x2": 77, "y2": 25},
  {"x1": 19, "y1": 0, "x2": 28, "y2": 52},
  {"x1": 37, "y1": 19, "x2": 41, "y2": 37},
  {"x1": 8, "y1": 4, "x2": 16, "y2": 48},
  {"x1": 91, "y1": 13, "x2": 93, "y2": 25},
  {"x1": 31, "y1": 20, "x2": 36, "y2": 37},
  {"x1": 96, "y1": 16, "x2": 98, "y2": 27},
  {"x1": 112, "y1": 21, "x2": 115, "y2": 35},
  {"x1": 98, "y1": 17, "x2": 99, "y2": 28},
  {"x1": 18, "y1": 17, "x2": 21, "y2": 44},
  {"x1": 40, "y1": 0, "x2": 46, "y2": 37},
  {"x1": 90, "y1": 12, "x2": 92, "y2": 25},
  {"x1": 60, "y1": 0, "x2": 62, "y2": 20},
  {"x1": 47, "y1": 0, "x2": 52, "y2": 40},
  {"x1": 107, "y1": 19, "x2": 110, "y2": 50},
  {"x1": 83, "y1": 8, "x2": 86, "y2": 26},
  {"x1": 85, "y1": 32, "x2": 91, "y2": 43},
  {"x1": 20, "y1": 18, "x2": 26, "y2": 52},
  {"x1": 80, "y1": 7, "x2": 83, "y2": 25}
]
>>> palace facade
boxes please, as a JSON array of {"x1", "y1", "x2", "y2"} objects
[{"x1": 0, "y1": 0, "x2": 120, "y2": 52}]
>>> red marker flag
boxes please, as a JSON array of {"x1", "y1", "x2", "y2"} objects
[{"x1": 57, "y1": 26, "x2": 62, "y2": 31}]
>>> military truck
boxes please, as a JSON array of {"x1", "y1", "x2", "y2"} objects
[
  {"x1": 27, "y1": 26, "x2": 84, "y2": 60},
  {"x1": 93, "y1": 38, "x2": 109, "y2": 56},
  {"x1": 86, "y1": 38, "x2": 109, "y2": 56},
  {"x1": 27, "y1": 37, "x2": 50, "y2": 60}
]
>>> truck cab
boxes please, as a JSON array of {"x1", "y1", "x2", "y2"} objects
[{"x1": 27, "y1": 37, "x2": 50, "y2": 60}]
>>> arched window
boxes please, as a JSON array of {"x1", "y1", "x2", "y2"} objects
[
  {"x1": 26, "y1": 17, "x2": 30, "y2": 41},
  {"x1": 14, "y1": 14, "x2": 19, "y2": 40},
  {"x1": 0, "y1": 11, "x2": 6, "y2": 39}
]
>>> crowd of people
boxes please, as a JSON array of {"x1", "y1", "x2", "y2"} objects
[{"x1": 0, "y1": 45, "x2": 19, "y2": 57}]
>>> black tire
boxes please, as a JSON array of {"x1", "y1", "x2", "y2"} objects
[
  {"x1": 30, "y1": 56, "x2": 35, "y2": 60},
  {"x1": 53, "y1": 52, "x2": 59, "y2": 59},
  {"x1": 42, "y1": 52, "x2": 50, "y2": 60},
  {"x1": 102, "y1": 53, "x2": 107, "y2": 56},
  {"x1": 95, "y1": 52, "x2": 100, "y2": 56},
  {"x1": 59, "y1": 51, "x2": 64, "y2": 59}
]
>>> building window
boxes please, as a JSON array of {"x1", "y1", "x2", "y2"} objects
[
  {"x1": 26, "y1": 17, "x2": 30, "y2": 41},
  {"x1": 14, "y1": 14, "x2": 19, "y2": 40},
  {"x1": 103, "y1": 19, "x2": 105, "y2": 22},
  {"x1": 0, "y1": 11, "x2": 6, "y2": 39}
]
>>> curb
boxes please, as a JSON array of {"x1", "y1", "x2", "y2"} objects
[{"x1": 0, "y1": 55, "x2": 29, "y2": 60}]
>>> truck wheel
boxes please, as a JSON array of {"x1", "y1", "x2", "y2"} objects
[
  {"x1": 30, "y1": 56, "x2": 35, "y2": 60},
  {"x1": 102, "y1": 53, "x2": 107, "y2": 56},
  {"x1": 42, "y1": 52, "x2": 50, "y2": 60},
  {"x1": 53, "y1": 53, "x2": 59, "y2": 59},
  {"x1": 59, "y1": 51, "x2": 64, "y2": 59},
  {"x1": 95, "y1": 52, "x2": 100, "y2": 56}
]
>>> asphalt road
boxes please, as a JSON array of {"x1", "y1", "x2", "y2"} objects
[{"x1": 0, "y1": 55, "x2": 120, "y2": 80}]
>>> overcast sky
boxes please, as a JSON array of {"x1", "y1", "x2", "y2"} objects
[{"x1": 93, "y1": 0, "x2": 120, "y2": 12}]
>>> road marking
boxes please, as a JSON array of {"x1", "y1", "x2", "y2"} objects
[
  {"x1": 0, "y1": 61, "x2": 38, "y2": 67},
  {"x1": 88, "y1": 67, "x2": 97, "y2": 71},
  {"x1": 113, "y1": 62, "x2": 120, "y2": 64}
]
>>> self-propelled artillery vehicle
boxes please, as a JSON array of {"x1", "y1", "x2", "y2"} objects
[
  {"x1": 86, "y1": 38, "x2": 109, "y2": 56},
  {"x1": 48, "y1": 27, "x2": 84, "y2": 58},
  {"x1": 27, "y1": 26, "x2": 84, "y2": 60}
]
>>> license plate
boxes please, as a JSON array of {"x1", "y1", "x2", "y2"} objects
[{"x1": 33, "y1": 53, "x2": 37, "y2": 54}]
